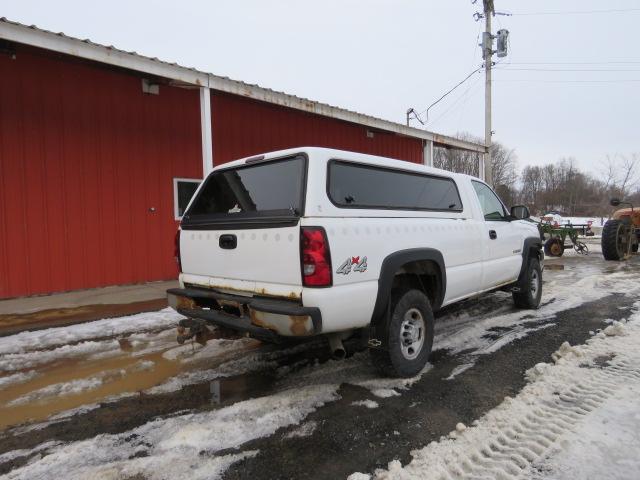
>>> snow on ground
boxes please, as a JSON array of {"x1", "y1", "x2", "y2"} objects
[
  {"x1": 4, "y1": 251, "x2": 638, "y2": 433},
  {"x1": 0, "y1": 309, "x2": 184, "y2": 376},
  {"x1": 350, "y1": 305, "x2": 640, "y2": 480},
  {"x1": 0, "y1": 371, "x2": 39, "y2": 389},
  {"x1": 273, "y1": 349, "x2": 431, "y2": 400},
  {"x1": 284, "y1": 420, "x2": 318, "y2": 439},
  {"x1": 351, "y1": 400, "x2": 379, "y2": 409},
  {"x1": 7, "y1": 377, "x2": 104, "y2": 407},
  {"x1": 4, "y1": 253, "x2": 640, "y2": 479},
  {"x1": 7, "y1": 360, "x2": 154, "y2": 406},
  {"x1": 2, "y1": 385, "x2": 339, "y2": 480},
  {"x1": 0, "y1": 340, "x2": 121, "y2": 373},
  {"x1": 0, "y1": 308, "x2": 182, "y2": 356},
  {"x1": 162, "y1": 337, "x2": 258, "y2": 363},
  {"x1": 436, "y1": 266, "x2": 640, "y2": 378},
  {"x1": 540, "y1": 214, "x2": 605, "y2": 227},
  {"x1": 529, "y1": 377, "x2": 640, "y2": 480}
]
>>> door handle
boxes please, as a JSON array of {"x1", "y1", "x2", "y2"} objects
[
  {"x1": 489, "y1": 230, "x2": 497, "y2": 240},
  {"x1": 219, "y1": 234, "x2": 237, "y2": 249}
]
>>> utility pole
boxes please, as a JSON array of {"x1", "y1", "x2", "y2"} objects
[{"x1": 483, "y1": 0, "x2": 494, "y2": 186}]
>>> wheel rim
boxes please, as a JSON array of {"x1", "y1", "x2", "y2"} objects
[
  {"x1": 550, "y1": 240, "x2": 562, "y2": 256},
  {"x1": 530, "y1": 269, "x2": 540, "y2": 298},
  {"x1": 400, "y1": 308, "x2": 425, "y2": 360}
]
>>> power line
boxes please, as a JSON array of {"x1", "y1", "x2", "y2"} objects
[
  {"x1": 495, "y1": 67, "x2": 640, "y2": 72},
  {"x1": 494, "y1": 79, "x2": 640, "y2": 83},
  {"x1": 406, "y1": 66, "x2": 483, "y2": 126},
  {"x1": 418, "y1": 67, "x2": 483, "y2": 117},
  {"x1": 510, "y1": 8, "x2": 640, "y2": 16},
  {"x1": 505, "y1": 61, "x2": 640, "y2": 65},
  {"x1": 429, "y1": 76, "x2": 483, "y2": 127}
]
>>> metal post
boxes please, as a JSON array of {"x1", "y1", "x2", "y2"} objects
[
  {"x1": 483, "y1": 0, "x2": 493, "y2": 185},
  {"x1": 199, "y1": 87, "x2": 214, "y2": 177},
  {"x1": 423, "y1": 140, "x2": 434, "y2": 167}
]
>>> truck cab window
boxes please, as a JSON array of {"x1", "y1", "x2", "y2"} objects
[{"x1": 472, "y1": 181, "x2": 507, "y2": 221}]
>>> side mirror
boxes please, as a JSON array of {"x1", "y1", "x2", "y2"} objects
[
  {"x1": 610, "y1": 198, "x2": 621, "y2": 207},
  {"x1": 510, "y1": 205, "x2": 530, "y2": 220}
]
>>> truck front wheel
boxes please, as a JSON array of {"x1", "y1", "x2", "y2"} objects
[
  {"x1": 512, "y1": 257, "x2": 542, "y2": 309},
  {"x1": 370, "y1": 289, "x2": 434, "y2": 378}
]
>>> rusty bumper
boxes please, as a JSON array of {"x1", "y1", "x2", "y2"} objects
[{"x1": 167, "y1": 287, "x2": 322, "y2": 341}]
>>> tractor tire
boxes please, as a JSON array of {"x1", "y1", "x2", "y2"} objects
[
  {"x1": 544, "y1": 238, "x2": 564, "y2": 257},
  {"x1": 602, "y1": 219, "x2": 626, "y2": 261}
]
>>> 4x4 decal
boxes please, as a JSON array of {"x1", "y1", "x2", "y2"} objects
[{"x1": 336, "y1": 256, "x2": 368, "y2": 275}]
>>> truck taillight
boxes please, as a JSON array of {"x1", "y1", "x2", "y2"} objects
[
  {"x1": 300, "y1": 227, "x2": 332, "y2": 287},
  {"x1": 174, "y1": 229, "x2": 182, "y2": 273}
]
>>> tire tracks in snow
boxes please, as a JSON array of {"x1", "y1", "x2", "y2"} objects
[{"x1": 359, "y1": 317, "x2": 640, "y2": 480}]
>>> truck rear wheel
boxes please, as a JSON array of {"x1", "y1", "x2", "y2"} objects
[
  {"x1": 370, "y1": 289, "x2": 434, "y2": 378},
  {"x1": 602, "y1": 219, "x2": 626, "y2": 260},
  {"x1": 512, "y1": 257, "x2": 542, "y2": 309}
]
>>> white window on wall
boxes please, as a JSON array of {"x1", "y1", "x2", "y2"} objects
[{"x1": 173, "y1": 178, "x2": 201, "y2": 220}]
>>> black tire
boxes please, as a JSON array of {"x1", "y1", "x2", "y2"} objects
[
  {"x1": 632, "y1": 243, "x2": 639, "y2": 253},
  {"x1": 543, "y1": 238, "x2": 564, "y2": 257},
  {"x1": 602, "y1": 219, "x2": 626, "y2": 261},
  {"x1": 513, "y1": 257, "x2": 542, "y2": 309},
  {"x1": 370, "y1": 289, "x2": 434, "y2": 378}
]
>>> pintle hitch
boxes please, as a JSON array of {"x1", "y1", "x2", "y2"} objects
[{"x1": 177, "y1": 318, "x2": 213, "y2": 345}]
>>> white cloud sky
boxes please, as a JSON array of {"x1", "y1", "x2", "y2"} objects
[{"x1": 2, "y1": 0, "x2": 639, "y2": 175}]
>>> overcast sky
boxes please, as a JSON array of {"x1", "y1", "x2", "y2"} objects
[{"x1": 2, "y1": 0, "x2": 638, "y2": 175}]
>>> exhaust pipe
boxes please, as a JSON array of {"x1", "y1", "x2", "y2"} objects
[{"x1": 328, "y1": 333, "x2": 347, "y2": 360}]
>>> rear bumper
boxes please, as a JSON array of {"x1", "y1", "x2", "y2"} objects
[{"x1": 167, "y1": 287, "x2": 322, "y2": 340}]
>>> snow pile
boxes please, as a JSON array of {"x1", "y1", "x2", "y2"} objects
[
  {"x1": 603, "y1": 320, "x2": 626, "y2": 337},
  {"x1": 551, "y1": 341, "x2": 582, "y2": 363},
  {"x1": 525, "y1": 362, "x2": 552, "y2": 382},
  {"x1": 351, "y1": 311, "x2": 640, "y2": 479},
  {"x1": 3, "y1": 385, "x2": 339, "y2": 480}
]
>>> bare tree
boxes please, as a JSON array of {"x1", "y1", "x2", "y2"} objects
[
  {"x1": 433, "y1": 132, "x2": 482, "y2": 177},
  {"x1": 619, "y1": 154, "x2": 639, "y2": 198},
  {"x1": 599, "y1": 153, "x2": 640, "y2": 199},
  {"x1": 600, "y1": 154, "x2": 617, "y2": 191}
]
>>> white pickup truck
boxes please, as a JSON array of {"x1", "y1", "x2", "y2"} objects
[{"x1": 168, "y1": 147, "x2": 543, "y2": 377}]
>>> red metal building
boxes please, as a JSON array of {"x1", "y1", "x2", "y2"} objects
[{"x1": 0, "y1": 18, "x2": 484, "y2": 299}]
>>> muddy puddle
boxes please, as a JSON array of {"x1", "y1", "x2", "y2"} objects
[{"x1": 0, "y1": 327, "x2": 265, "y2": 429}]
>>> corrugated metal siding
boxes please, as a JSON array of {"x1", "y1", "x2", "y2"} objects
[
  {"x1": 211, "y1": 92, "x2": 423, "y2": 165},
  {"x1": 0, "y1": 46, "x2": 202, "y2": 299}
]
